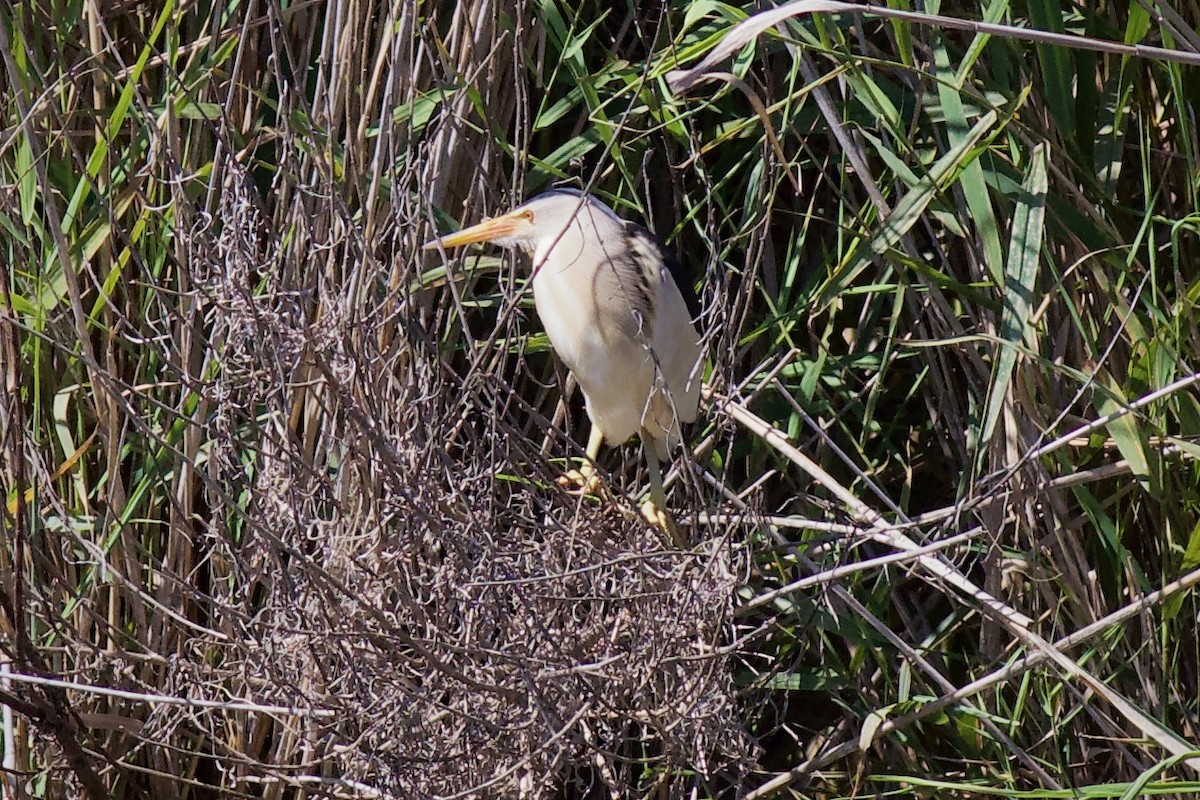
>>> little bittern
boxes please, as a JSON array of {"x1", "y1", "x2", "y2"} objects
[{"x1": 425, "y1": 189, "x2": 702, "y2": 544}]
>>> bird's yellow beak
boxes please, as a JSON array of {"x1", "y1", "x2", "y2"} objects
[{"x1": 422, "y1": 211, "x2": 528, "y2": 251}]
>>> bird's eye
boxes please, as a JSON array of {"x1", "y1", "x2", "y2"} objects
[{"x1": 522, "y1": 210, "x2": 535, "y2": 222}]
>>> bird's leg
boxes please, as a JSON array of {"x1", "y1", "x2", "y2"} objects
[
  {"x1": 639, "y1": 430, "x2": 686, "y2": 548},
  {"x1": 557, "y1": 425, "x2": 604, "y2": 495}
]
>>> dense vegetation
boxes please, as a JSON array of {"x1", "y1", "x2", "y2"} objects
[{"x1": 3, "y1": 0, "x2": 1200, "y2": 796}]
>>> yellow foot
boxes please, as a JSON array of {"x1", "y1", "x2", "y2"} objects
[
  {"x1": 557, "y1": 468, "x2": 601, "y2": 495},
  {"x1": 640, "y1": 500, "x2": 686, "y2": 548},
  {"x1": 640, "y1": 498, "x2": 669, "y2": 528}
]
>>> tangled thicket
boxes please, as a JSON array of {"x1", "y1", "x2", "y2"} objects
[{"x1": 144, "y1": 156, "x2": 749, "y2": 796}]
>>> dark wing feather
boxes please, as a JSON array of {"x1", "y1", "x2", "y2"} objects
[{"x1": 623, "y1": 221, "x2": 702, "y2": 323}]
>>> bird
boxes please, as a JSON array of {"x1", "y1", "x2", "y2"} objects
[{"x1": 423, "y1": 188, "x2": 702, "y2": 544}]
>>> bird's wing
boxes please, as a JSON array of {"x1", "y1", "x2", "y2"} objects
[
  {"x1": 621, "y1": 222, "x2": 703, "y2": 435},
  {"x1": 622, "y1": 222, "x2": 702, "y2": 323}
]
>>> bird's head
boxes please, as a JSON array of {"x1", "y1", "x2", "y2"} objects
[{"x1": 423, "y1": 189, "x2": 617, "y2": 256}]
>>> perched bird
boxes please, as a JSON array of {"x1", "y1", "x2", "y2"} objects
[{"x1": 423, "y1": 189, "x2": 702, "y2": 543}]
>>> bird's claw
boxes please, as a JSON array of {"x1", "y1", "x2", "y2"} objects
[
  {"x1": 557, "y1": 467, "x2": 601, "y2": 495},
  {"x1": 639, "y1": 499, "x2": 669, "y2": 528},
  {"x1": 640, "y1": 499, "x2": 686, "y2": 548}
]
